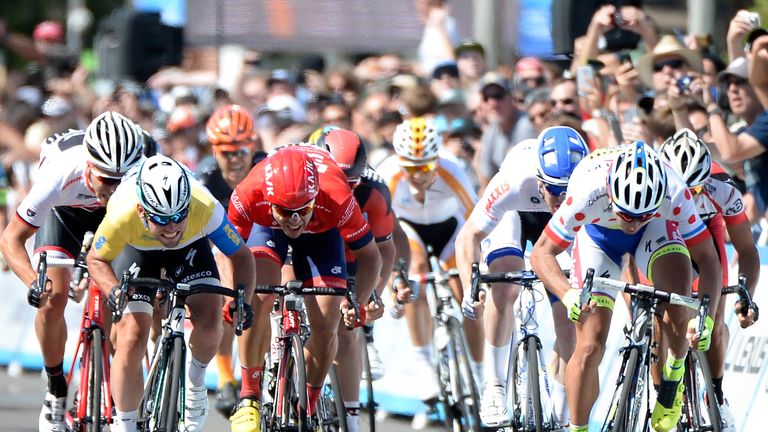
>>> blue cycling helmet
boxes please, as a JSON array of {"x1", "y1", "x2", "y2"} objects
[{"x1": 536, "y1": 126, "x2": 589, "y2": 187}]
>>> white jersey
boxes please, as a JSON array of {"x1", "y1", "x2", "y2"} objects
[
  {"x1": 378, "y1": 153, "x2": 477, "y2": 225},
  {"x1": 470, "y1": 139, "x2": 549, "y2": 233},
  {"x1": 544, "y1": 147, "x2": 710, "y2": 248},
  {"x1": 696, "y1": 168, "x2": 748, "y2": 226},
  {"x1": 16, "y1": 130, "x2": 103, "y2": 228}
]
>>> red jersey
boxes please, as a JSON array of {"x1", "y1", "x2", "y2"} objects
[
  {"x1": 345, "y1": 167, "x2": 395, "y2": 262},
  {"x1": 228, "y1": 146, "x2": 373, "y2": 250}
]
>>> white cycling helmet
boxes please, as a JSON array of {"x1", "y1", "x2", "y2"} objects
[
  {"x1": 136, "y1": 155, "x2": 191, "y2": 217},
  {"x1": 84, "y1": 111, "x2": 144, "y2": 176},
  {"x1": 658, "y1": 128, "x2": 712, "y2": 188},
  {"x1": 393, "y1": 117, "x2": 441, "y2": 164},
  {"x1": 609, "y1": 141, "x2": 667, "y2": 216}
]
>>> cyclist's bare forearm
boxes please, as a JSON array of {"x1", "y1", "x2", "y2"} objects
[
  {"x1": 351, "y1": 239, "x2": 382, "y2": 301},
  {"x1": 0, "y1": 216, "x2": 39, "y2": 286},
  {"x1": 229, "y1": 243, "x2": 257, "y2": 302},
  {"x1": 86, "y1": 249, "x2": 119, "y2": 296},
  {"x1": 689, "y1": 240, "x2": 722, "y2": 318},
  {"x1": 728, "y1": 221, "x2": 760, "y2": 296},
  {"x1": 530, "y1": 235, "x2": 570, "y2": 300},
  {"x1": 392, "y1": 218, "x2": 411, "y2": 276},
  {"x1": 375, "y1": 238, "x2": 396, "y2": 296},
  {"x1": 454, "y1": 221, "x2": 487, "y2": 293}
]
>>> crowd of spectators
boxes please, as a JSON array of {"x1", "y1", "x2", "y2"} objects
[{"x1": 2, "y1": 1, "x2": 768, "y2": 251}]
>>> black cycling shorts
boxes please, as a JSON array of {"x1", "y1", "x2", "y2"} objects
[{"x1": 34, "y1": 206, "x2": 106, "y2": 258}]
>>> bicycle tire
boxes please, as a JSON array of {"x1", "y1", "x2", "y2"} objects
[
  {"x1": 161, "y1": 337, "x2": 184, "y2": 432},
  {"x1": 447, "y1": 317, "x2": 481, "y2": 432},
  {"x1": 682, "y1": 351, "x2": 721, "y2": 432},
  {"x1": 86, "y1": 328, "x2": 103, "y2": 432},
  {"x1": 433, "y1": 322, "x2": 455, "y2": 432},
  {"x1": 612, "y1": 346, "x2": 649, "y2": 432},
  {"x1": 332, "y1": 366, "x2": 349, "y2": 431},
  {"x1": 137, "y1": 344, "x2": 164, "y2": 429},
  {"x1": 360, "y1": 340, "x2": 376, "y2": 432},
  {"x1": 280, "y1": 333, "x2": 308, "y2": 431},
  {"x1": 525, "y1": 338, "x2": 543, "y2": 432}
]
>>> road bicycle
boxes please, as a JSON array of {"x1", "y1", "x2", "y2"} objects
[
  {"x1": 34, "y1": 233, "x2": 114, "y2": 432},
  {"x1": 359, "y1": 290, "x2": 380, "y2": 432},
  {"x1": 255, "y1": 280, "x2": 347, "y2": 432},
  {"x1": 421, "y1": 246, "x2": 481, "y2": 432},
  {"x1": 111, "y1": 274, "x2": 247, "y2": 432},
  {"x1": 678, "y1": 274, "x2": 758, "y2": 432},
  {"x1": 469, "y1": 263, "x2": 564, "y2": 432},
  {"x1": 578, "y1": 269, "x2": 710, "y2": 432}
]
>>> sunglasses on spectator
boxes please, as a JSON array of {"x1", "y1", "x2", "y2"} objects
[
  {"x1": 551, "y1": 98, "x2": 575, "y2": 105},
  {"x1": 400, "y1": 160, "x2": 438, "y2": 174},
  {"x1": 542, "y1": 183, "x2": 567, "y2": 197},
  {"x1": 726, "y1": 77, "x2": 749, "y2": 87},
  {"x1": 615, "y1": 210, "x2": 655, "y2": 223},
  {"x1": 483, "y1": 88, "x2": 508, "y2": 101},
  {"x1": 216, "y1": 147, "x2": 251, "y2": 160},
  {"x1": 271, "y1": 200, "x2": 315, "y2": 220},
  {"x1": 653, "y1": 58, "x2": 685, "y2": 72},
  {"x1": 144, "y1": 207, "x2": 190, "y2": 226}
]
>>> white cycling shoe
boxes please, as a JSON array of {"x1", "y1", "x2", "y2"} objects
[
  {"x1": 39, "y1": 392, "x2": 67, "y2": 432},
  {"x1": 366, "y1": 342, "x2": 385, "y2": 381},
  {"x1": 717, "y1": 399, "x2": 736, "y2": 432},
  {"x1": 183, "y1": 384, "x2": 209, "y2": 431},
  {"x1": 480, "y1": 383, "x2": 511, "y2": 427}
]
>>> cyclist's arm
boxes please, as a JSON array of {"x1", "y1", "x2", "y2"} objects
[
  {"x1": 687, "y1": 238, "x2": 722, "y2": 319},
  {"x1": 206, "y1": 213, "x2": 256, "y2": 300},
  {"x1": 350, "y1": 238, "x2": 382, "y2": 302},
  {"x1": 530, "y1": 232, "x2": 570, "y2": 300},
  {"x1": 455, "y1": 219, "x2": 490, "y2": 295},
  {"x1": 392, "y1": 217, "x2": 411, "y2": 275},
  {"x1": 86, "y1": 247, "x2": 119, "y2": 297},
  {"x1": 0, "y1": 215, "x2": 39, "y2": 286},
  {"x1": 374, "y1": 238, "x2": 395, "y2": 297},
  {"x1": 726, "y1": 220, "x2": 760, "y2": 296}
]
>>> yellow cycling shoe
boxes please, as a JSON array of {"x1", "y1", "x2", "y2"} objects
[
  {"x1": 230, "y1": 398, "x2": 260, "y2": 432},
  {"x1": 651, "y1": 380, "x2": 684, "y2": 432}
]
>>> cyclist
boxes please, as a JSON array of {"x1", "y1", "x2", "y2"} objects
[
  {"x1": 226, "y1": 144, "x2": 382, "y2": 432},
  {"x1": 0, "y1": 111, "x2": 144, "y2": 432},
  {"x1": 313, "y1": 127, "x2": 412, "y2": 432},
  {"x1": 658, "y1": 128, "x2": 760, "y2": 426},
  {"x1": 530, "y1": 141, "x2": 722, "y2": 432},
  {"x1": 86, "y1": 154, "x2": 256, "y2": 432},
  {"x1": 456, "y1": 126, "x2": 588, "y2": 427},
  {"x1": 377, "y1": 117, "x2": 483, "y2": 404},
  {"x1": 195, "y1": 104, "x2": 266, "y2": 416}
]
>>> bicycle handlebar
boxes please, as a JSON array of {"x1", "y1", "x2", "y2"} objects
[
  {"x1": 254, "y1": 281, "x2": 347, "y2": 297},
  {"x1": 693, "y1": 273, "x2": 759, "y2": 322},
  {"x1": 469, "y1": 262, "x2": 570, "y2": 303}
]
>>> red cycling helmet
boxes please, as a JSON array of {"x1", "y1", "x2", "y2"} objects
[
  {"x1": 323, "y1": 129, "x2": 367, "y2": 179},
  {"x1": 263, "y1": 146, "x2": 319, "y2": 209}
]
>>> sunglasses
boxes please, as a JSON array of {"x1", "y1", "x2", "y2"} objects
[
  {"x1": 271, "y1": 200, "x2": 315, "y2": 220},
  {"x1": 615, "y1": 210, "x2": 655, "y2": 223},
  {"x1": 551, "y1": 98, "x2": 575, "y2": 106},
  {"x1": 90, "y1": 170, "x2": 122, "y2": 187},
  {"x1": 726, "y1": 77, "x2": 748, "y2": 87},
  {"x1": 542, "y1": 183, "x2": 567, "y2": 197},
  {"x1": 216, "y1": 148, "x2": 251, "y2": 160},
  {"x1": 145, "y1": 206, "x2": 190, "y2": 226},
  {"x1": 348, "y1": 177, "x2": 361, "y2": 189},
  {"x1": 401, "y1": 160, "x2": 438, "y2": 174},
  {"x1": 483, "y1": 89, "x2": 507, "y2": 101},
  {"x1": 653, "y1": 58, "x2": 685, "y2": 72}
]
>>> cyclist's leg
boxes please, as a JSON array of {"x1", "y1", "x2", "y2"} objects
[
  {"x1": 634, "y1": 219, "x2": 692, "y2": 431},
  {"x1": 335, "y1": 320, "x2": 363, "y2": 431},
  {"x1": 212, "y1": 251, "x2": 239, "y2": 413},
  {"x1": 110, "y1": 247, "x2": 161, "y2": 432},
  {"x1": 568, "y1": 228, "x2": 624, "y2": 428},
  {"x1": 291, "y1": 229, "x2": 348, "y2": 415}
]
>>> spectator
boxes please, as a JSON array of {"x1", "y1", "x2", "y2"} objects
[
  {"x1": 550, "y1": 78, "x2": 581, "y2": 119},
  {"x1": 525, "y1": 87, "x2": 553, "y2": 133},
  {"x1": 454, "y1": 38, "x2": 487, "y2": 92},
  {"x1": 321, "y1": 94, "x2": 352, "y2": 130},
  {"x1": 267, "y1": 69, "x2": 296, "y2": 99},
  {"x1": 415, "y1": 0, "x2": 459, "y2": 75},
  {"x1": 430, "y1": 60, "x2": 461, "y2": 100},
  {"x1": 637, "y1": 34, "x2": 702, "y2": 94},
  {"x1": 476, "y1": 72, "x2": 537, "y2": 189}
]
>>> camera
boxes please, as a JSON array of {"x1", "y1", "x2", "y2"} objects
[
  {"x1": 676, "y1": 76, "x2": 694, "y2": 93},
  {"x1": 748, "y1": 12, "x2": 761, "y2": 29},
  {"x1": 613, "y1": 12, "x2": 625, "y2": 27}
]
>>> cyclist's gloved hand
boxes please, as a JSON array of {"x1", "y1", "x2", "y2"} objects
[
  {"x1": 342, "y1": 301, "x2": 367, "y2": 329},
  {"x1": 108, "y1": 285, "x2": 123, "y2": 313},
  {"x1": 735, "y1": 300, "x2": 759, "y2": 328},
  {"x1": 27, "y1": 279, "x2": 47, "y2": 308},
  {"x1": 562, "y1": 289, "x2": 585, "y2": 322},
  {"x1": 461, "y1": 291, "x2": 484, "y2": 321},
  {"x1": 687, "y1": 315, "x2": 715, "y2": 351},
  {"x1": 222, "y1": 299, "x2": 254, "y2": 330}
]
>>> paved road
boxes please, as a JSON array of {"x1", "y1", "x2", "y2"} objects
[{"x1": 0, "y1": 367, "x2": 441, "y2": 431}]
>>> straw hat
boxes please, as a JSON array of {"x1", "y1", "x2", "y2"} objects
[{"x1": 637, "y1": 35, "x2": 702, "y2": 88}]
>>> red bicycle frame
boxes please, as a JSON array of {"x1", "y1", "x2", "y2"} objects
[
  {"x1": 275, "y1": 303, "x2": 302, "y2": 418},
  {"x1": 66, "y1": 280, "x2": 114, "y2": 428}
]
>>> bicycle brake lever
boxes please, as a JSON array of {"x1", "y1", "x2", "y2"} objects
[
  {"x1": 345, "y1": 278, "x2": 359, "y2": 330},
  {"x1": 235, "y1": 284, "x2": 245, "y2": 336},
  {"x1": 696, "y1": 294, "x2": 710, "y2": 338},
  {"x1": 470, "y1": 262, "x2": 481, "y2": 303},
  {"x1": 579, "y1": 268, "x2": 595, "y2": 308}
]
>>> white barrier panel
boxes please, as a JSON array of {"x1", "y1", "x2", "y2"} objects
[{"x1": 1, "y1": 250, "x2": 766, "y2": 429}]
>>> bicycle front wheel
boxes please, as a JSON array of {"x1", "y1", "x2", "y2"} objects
[
  {"x1": 446, "y1": 317, "x2": 481, "y2": 432},
  {"x1": 316, "y1": 365, "x2": 348, "y2": 432},
  {"x1": 524, "y1": 337, "x2": 543, "y2": 432},
  {"x1": 86, "y1": 328, "x2": 104, "y2": 432},
  {"x1": 279, "y1": 333, "x2": 308, "y2": 431},
  {"x1": 612, "y1": 347, "x2": 649, "y2": 432},
  {"x1": 160, "y1": 337, "x2": 184, "y2": 432},
  {"x1": 682, "y1": 350, "x2": 721, "y2": 432},
  {"x1": 360, "y1": 338, "x2": 376, "y2": 432}
]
